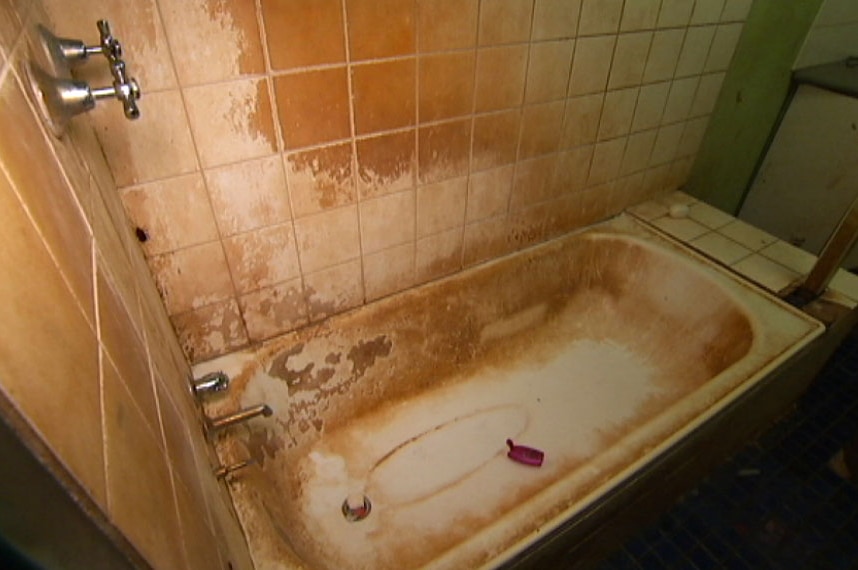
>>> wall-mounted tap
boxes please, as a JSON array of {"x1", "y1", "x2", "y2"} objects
[
  {"x1": 192, "y1": 371, "x2": 230, "y2": 396},
  {"x1": 206, "y1": 404, "x2": 273, "y2": 432}
]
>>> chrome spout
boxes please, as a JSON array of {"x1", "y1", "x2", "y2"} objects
[
  {"x1": 784, "y1": 194, "x2": 858, "y2": 308},
  {"x1": 192, "y1": 371, "x2": 230, "y2": 395},
  {"x1": 206, "y1": 404, "x2": 273, "y2": 431}
]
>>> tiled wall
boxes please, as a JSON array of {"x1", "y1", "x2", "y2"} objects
[
  {"x1": 0, "y1": 2, "x2": 251, "y2": 568},
  {"x1": 795, "y1": 0, "x2": 858, "y2": 68},
  {"x1": 44, "y1": 0, "x2": 752, "y2": 363}
]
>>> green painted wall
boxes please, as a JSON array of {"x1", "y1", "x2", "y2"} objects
[{"x1": 685, "y1": 0, "x2": 824, "y2": 214}]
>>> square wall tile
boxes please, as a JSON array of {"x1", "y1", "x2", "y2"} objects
[
  {"x1": 677, "y1": 116, "x2": 710, "y2": 157},
  {"x1": 346, "y1": 0, "x2": 415, "y2": 60},
  {"x1": 722, "y1": 0, "x2": 752, "y2": 22},
  {"x1": 657, "y1": 0, "x2": 694, "y2": 28},
  {"x1": 554, "y1": 144, "x2": 594, "y2": 193},
  {"x1": 533, "y1": 0, "x2": 581, "y2": 40},
  {"x1": 352, "y1": 59, "x2": 416, "y2": 135},
  {"x1": 303, "y1": 260, "x2": 364, "y2": 321},
  {"x1": 568, "y1": 35, "x2": 616, "y2": 95},
  {"x1": 608, "y1": 32, "x2": 652, "y2": 89},
  {"x1": 691, "y1": 0, "x2": 726, "y2": 25},
  {"x1": 632, "y1": 81, "x2": 669, "y2": 132},
  {"x1": 275, "y1": 68, "x2": 351, "y2": 150},
  {"x1": 479, "y1": 0, "x2": 534, "y2": 45},
  {"x1": 620, "y1": 129, "x2": 656, "y2": 175},
  {"x1": 223, "y1": 223, "x2": 301, "y2": 293},
  {"x1": 597, "y1": 87, "x2": 638, "y2": 141},
  {"x1": 172, "y1": 299, "x2": 248, "y2": 363},
  {"x1": 90, "y1": 89, "x2": 198, "y2": 187},
  {"x1": 293, "y1": 205, "x2": 361, "y2": 273},
  {"x1": 587, "y1": 137, "x2": 626, "y2": 186},
  {"x1": 578, "y1": 0, "x2": 623, "y2": 36},
  {"x1": 158, "y1": 0, "x2": 264, "y2": 85},
  {"x1": 463, "y1": 216, "x2": 512, "y2": 266},
  {"x1": 650, "y1": 122, "x2": 685, "y2": 165},
  {"x1": 174, "y1": 481, "x2": 221, "y2": 570},
  {"x1": 644, "y1": 30, "x2": 685, "y2": 83},
  {"x1": 239, "y1": 279, "x2": 308, "y2": 341},
  {"x1": 262, "y1": 0, "x2": 346, "y2": 70},
  {"x1": 121, "y1": 174, "x2": 219, "y2": 257},
  {"x1": 472, "y1": 110, "x2": 521, "y2": 171},
  {"x1": 467, "y1": 165, "x2": 514, "y2": 222},
  {"x1": 418, "y1": 119, "x2": 471, "y2": 184},
  {"x1": 416, "y1": 227, "x2": 463, "y2": 283},
  {"x1": 360, "y1": 190, "x2": 416, "y2": 253},
  {"x1": 356, "y1": 131, "x2": 416, "y2": 198},
  {"x1": 419, "y1": 52, "x2": 475, "y2": 122},
  {"x1": 475, "y1": 45, "x2": 529, "y2": 112},
  {"x1": 561, "y1": 93, "x2": 603, "y2": 147},
  {"x1": 417, "y1": 0, "x2": 478, "y2": 51},
  {"x1": 662, "y1": 76, "x2": 699, "y2": 124},
  {"x1": 691, "y1": 72, "x2": 726, "y2": 117},
  {"x1": 150, "y1": 242, "x2": 234, "y2": 315},
  {"x1": 205, "y1": 156, "x2": 291, "y2": 236},
  {"x1": 286, "y1": 143, "x2": 356, "y2": 217},
  {"x1": 705, "y1": 23, "x2": 743, "y2": 72},
  {"x1": 525, "y1": 40, "x2": 575, "y2": 103},
  {"x1": 103, "y1": 361, "x2": 185, "y2": 570},
  {"x1": 184, "y1": 78, "x2": 277, "y2": 169},
  {"x1": 417, "y1": 177, "x2": 468, "y2": 237},
  {"x1": 364, "y1": 243, "x2": 415, "y2": 301},
  {"x1": 675, "y1": 26, "x2": 716, "y2": 77},
  {"x1": 519, "y1": 101, "x2": 565, "y2": 158},
  {"x1": 515, "y1": 154, "x2": 562, "y2": 210},
  {"x1": 620, "y1": 0, "x2": 661, "y2": 32}
]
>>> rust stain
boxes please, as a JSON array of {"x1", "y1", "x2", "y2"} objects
[{"x1": 347, "y1": 335, "x2": 392, "y2": 379}]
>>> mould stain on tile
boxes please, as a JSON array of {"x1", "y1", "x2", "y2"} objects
[
  {"x1": 224, "y1": 80, "x2": 276, "y2": 159},
  {"x1": 287, "y1": 145, "x2": 355, "y2": 214}
]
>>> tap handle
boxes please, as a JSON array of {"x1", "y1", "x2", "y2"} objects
[{"x1": 96, "y1": 20, "x2": 122, "y2": 62}]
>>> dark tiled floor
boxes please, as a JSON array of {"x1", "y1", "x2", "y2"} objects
[{"x1": 599, "y1": 327, "x2": 858, "y2": 570}]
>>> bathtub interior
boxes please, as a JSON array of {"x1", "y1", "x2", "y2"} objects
[{"x1": 199, "y1": 214, "x2": 823, "y2": 570}]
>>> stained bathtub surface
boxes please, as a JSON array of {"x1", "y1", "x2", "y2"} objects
[{"x1": 200, "y1": 214, "x2": 822, "y2": 570}]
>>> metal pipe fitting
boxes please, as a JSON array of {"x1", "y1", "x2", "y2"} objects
[{"x1": 206, "y1": 404, "x2": 273, "y2": 432}]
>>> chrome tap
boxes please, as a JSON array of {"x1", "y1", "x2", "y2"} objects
[
  {"x1": 192, "y1": 371, "x2": 230, "y2": 395},
  {"x1": 206, "y1": 404, "x2": 273, "y2": 432}
]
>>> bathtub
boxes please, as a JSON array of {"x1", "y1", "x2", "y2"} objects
[{"x1": 202, "y1": 214, "x2": 823, "y2": 570}]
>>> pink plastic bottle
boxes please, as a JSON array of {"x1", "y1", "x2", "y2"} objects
[{"x1": 506, "y1": 439, "x2": 544, "y2": 467}]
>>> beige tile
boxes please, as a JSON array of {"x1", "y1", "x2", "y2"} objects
[
  {"x1": 206, "y1": 486, "x2": 255, "y2": 570},
  {"x1": 286, "y1": 143, "x2": 356, "y2": 217},
  {"x1": 472, "y1": 110, "x2": 521, "y2": 170},
  {"x1": 568, "y1": 35, "x2": 616, "y2": 95},
  {"x1": 631, "y1": 81, "x2": 669, "y2": 132},
  {"x1": 419, "y1": 52, "x2": 476, "y2": 122},
  {"x1": 175, "y1": 480, "x2": 221, "y2": 570},
  {"x1": 657, "y1": 0, "x2": 694, "y2": 28},
  {"x1": 364, "y1": 243, "x2": 415, "y2": 301},
  {"x1": 759, "y1": 240, "x2": 816, "y2": 274},
  {"x1": 475, "y1": 45, "x2": 529, "y2": 111},
  {"x1": 587, "y1": 137, "x2": 626, "y2": 186},
  {"x1": 418, "y1": 119, "x2": 471, "y2": 184},
  {"x1": 275, "y1": 68, "x2": 351, "y2": 150},
  {"x1": 689, "y1": 231, "x2": 751, "y2": 265},
  {"x1": 718, "y1": 220, "x2": 778, "y2": 251},
  {"x1": 416, "y1": 227, "x2": 464, "y2": 283},
  {"x1": 705, "y1": 23, "x2": 743, "y2": 72},
  {"x1": 691, "y1": 72, "x2": 726, "y2": 117},
  {"x1": 103, "y1": 360, "x2": 184, "y2": 570},
  {"x1": 158, "y1": 0, "x2": 264, "y2": 85},
  {"x1": 172, "y1": 298, "x2": 249, "y2": 363},
  {"x1": 239, "y1": 279, "x2": 308, "y2": 341},
  {"x1": 356, "y1": 131, "x2": 416, "y2": 199},
  {"x1": 360, "y1": 190, "x2": 416, "y2": 253},
  {"x1": 553, "y1": 144, "x2": 594, "y2": 194},
  {"x1": 641, "y1": 163, "x2": 673, "y2": 195},
  {"x1": 620, "y1": 0, "x2": 661, "y2": 31},
  {"x1": 642, "y1": 29, "x2": 685, "y2": 83},
  {"x1": 525, "y1": 40, "x2": 575, "y2": 103},
  {"x1": 467, "y1": 165, "x2": 514, "y2": 222},
  {"x1": 0, "y1": 75, "x2": 94, "y2": 320},
  {"x1": 597, "y1": 87, "x2": 638, "y2": 141},
  {"x1": 732, "y1": 254, "x2": 800, "y2": 293},
  {"x1": 417, "y1": 0, "x2": 478, "y2": 51},
  {"x1": 649, "y1": 123, "x2": 685, "y2": 165},
  {"x1": 205, "y1": 156, "x2": 291, "y2": 236},
  {"x1": 511, "y1": 154, "x2": 559, "y2": 210},
  {"x1": 519, "y1": 101, "x2": 565, "y2": 158},
  {"x1": 417, "y1": 177, "x2": 468, "y2": 237},
  {"x1": 651, "y1": 215, "x2": 709, "y2": 241},
  {"x1": 675, "y1": 26, "x2": 716, "y2": 77},
  {"x1": 690, "y1": 0, "x2": 725, "y2": 25},
  {"x1": 620, "y1": 129, "x2": 656, "y2": 175},
  {"x1": 293, "y1": 205, "x2": 361, "y2": 273},
  {"x1": 352, "y1": 59, "x2": 416, "y2": 135},
  {"x1": 90, "y1": 89, "x2": 198, "y2": 187},
  {"x1": 688, "y1": 201, "x2": 734, "y2": 229},
  {"x1": 561, "y1": 93, "x2": 603, "y2": 147},
  {"x1": 677, "y1": 116, "x2": 710, "y2": 157},
  {"x1": 184, "y1": 78, "x2": 277, "y2": 169},
  {"x1": 721, "y1": 0, "x2": 752, "y2": 22},
  {"x1": 223, "y1": 224, "x2": 301, "y2": 293},
  {"x1": 263, "y1": 0, "x2": 346, "y2": 70},
  {"x1": 608, "y1": 32, "x2": 652, "y2": 89},
  {"x1": 303, "y1": 260, "x2": 364, "y2": 321},
  {"x1": 121, "y1": 174, "x2": 219, "y2": 257},
  {"x1": 150, "y1": 242, "x2": 234, "y2": 315},
  {"x1": 662, "y1": 76, "x2": 699, "y2": 125},
  {"x1": 478, "y1": 0, "x2": 534, "y2": 45},
  {"x1": 0, "y1": 170, "x2": 104, "y2": 508},
  {"x1": 346, "y1": 0, "x2": 415, "y2": 60},
  {"x1": 532, "y1": 0, "x2": 581, "y2": 40},
  {"x1": 578, "y1": 0, "x2": 623, "y2": 35},
  {"x1": 463, "y1": 215, "x2": 513, "y2": 266}
]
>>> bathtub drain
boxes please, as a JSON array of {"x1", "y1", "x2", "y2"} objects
[{"x1": 342, "y1": 494, "x2": 372, "y2": 522}]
